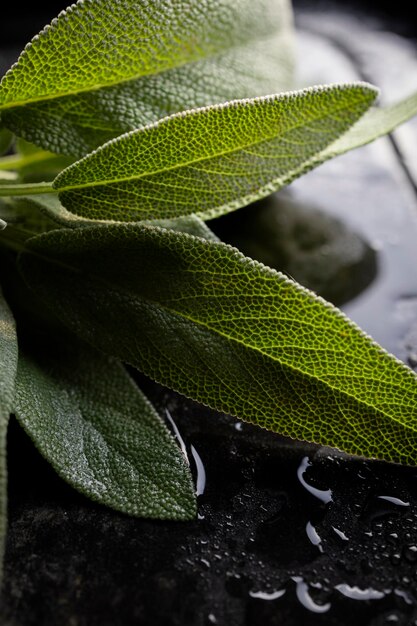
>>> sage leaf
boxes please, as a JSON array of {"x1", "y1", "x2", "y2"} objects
[
  {"x1": 8, "y1": 194, "x2": 87, "y2": 229},
  {"x1": 0, "y1": 289, "x2": 18, "y2": 581},
  {"x1": 53, "y1": 84, "x2": 377, "y2": 221},
  {"x1": 19, "y1": 224, "x2": 417, "y2": 466},
  {"x1": 277, "y1": 90, "x2": 417, "y2": 184},
  {"x1": 323, "y1": 90, "x2": 417, "y2": 159},
  {"x1": 14, "y1": 336, "x2": 196, "y2": 520},
  {"x1": 12, "y1": 194, "x2": 218, "y2": 242},
  {"x1": 0, "y1": 0, "x2": 293, "y2": 156},
  {"x1": 148, "y1": 216, "x2": 220, "y2": 242}
]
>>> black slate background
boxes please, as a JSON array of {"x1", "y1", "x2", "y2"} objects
[{"x1": 1, "y1": 2, "x2": 417, "y2": 625}]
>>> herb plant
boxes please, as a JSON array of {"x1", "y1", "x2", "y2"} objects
[{"x1": 1, "y1": 0, "x2": 417, "y2": 576}]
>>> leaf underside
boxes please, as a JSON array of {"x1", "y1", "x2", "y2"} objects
[
  {"x1": 18, "y1": 223, "x2": 417, "y2": 466},
  {"x1": 14, "y1": 335, "x2": 196, "y2": 520},
  {"x1": 0, "y1": 289, "x2": 18, "y2": 581}
]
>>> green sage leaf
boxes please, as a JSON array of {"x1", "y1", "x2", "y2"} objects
[
  {"x1": 0, "y1": 0, "x2": 293, "y2": 156},
  {"x1": 7, "y1": 194, "x2": 85, "y2": 229},
  {"x1": 323, "y1": 90, "x2": 417, "y2": 158},
  {"x1": 14, "y1": 335, "x2": 196, "y2": 520},
  {"x1": 0, "y1": 288, "x2": 18, "y2": 581},
  {"x1": 12, "y1": 194, "x2": 219, "y2": 242},
  {"x1": 18, "y1": 224, "x2": 417, "y2": 466},
  {"x1": 148, "y1": 216, "x2": 220, "y2": 242},
  {"x1": 53, "y1": 84, "x2": 377, "y2": 221},
  {"x1": 277, "y1": 90, "x2": 417, "y2": 184}
]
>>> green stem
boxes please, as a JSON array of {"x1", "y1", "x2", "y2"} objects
[
  {"x1": 0, "y1": 181, "x2": 55, "y2": 197},
  {"x1": 0, "y1": 151, "x2": 53, "y2": 171}
]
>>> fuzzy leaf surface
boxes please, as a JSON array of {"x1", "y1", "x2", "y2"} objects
[
  {"x1": 323, "y1": 90, "x2": 417, "y2": 158},
  {"x1": 14, "y1": 337, "x2": 196, "y2": 520},
  {"x1": 0, "y1": 289, "x2": 18, "y2": 580},
  {"x1": 272, "y1": 90, "x2": 417, "y2": 186},
  {"x1": 19, "y1": 224, "x2": 417, "y2": 465},
  {"x1": 11, "y1": 194, "x2": 218, "y2": 242},
  {"x1": 0, "y1": 0, "x2": 293, "y2": 156},
  {"x1": 53, "y1": 84, "x2": 377, "y2": 221}
]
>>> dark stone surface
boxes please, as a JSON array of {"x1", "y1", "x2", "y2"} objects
[
  {"x1": 1, "y1": 3, "x2": 417, "y2": 626},
  {"x1": 3, "y1": 385, "x2": 417, "y2": 626}
]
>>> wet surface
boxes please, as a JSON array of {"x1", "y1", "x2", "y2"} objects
[
  {"x1": 4, "y1": 393, "x2": 417, "y2": 626},
  {"x1": 2, "y1": 3, "x2": 417, "y2": 626}
]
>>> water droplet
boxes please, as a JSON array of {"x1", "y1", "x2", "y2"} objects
[
  {"x1": 306, "y1": 521, "x2": 323, "y2": 551},
  {"x1": 332, "y1": 527, "x2": 349, "y2": 541},
  {"x1": 208, "y1": 613, "x2": 217, "y2": 624},
  {"x1": 297, "y1": 457, "x2": 332, "y2": 504},
  {"x1": 200, "y1": 558, "x2": 210, "y2": 568},
  {"x1": 404, "y1": 545, "x2": 417, "y2": 562},
  {"x1": 378, "y1": 496, "x2": 410, "y2": 507},
  {"x1": 190, "y1": 445, "x2": 206, "y2": 496},
  {"x1": 310, "y1": 582, "x2": 323, "y2": 589},
  {"x1": 394, "y1": 588, "x2": 413, "y2": 604},
  {"x1": 0, "y1": 219, "x2": 7, "y2": 231},
  {"x1": 234, "y1": 422, "x2": 243, "y2": 431},
  {"x1": 335, "y1": 584, "x2": 386, "y2": 600},
  {"x1": 165, "y1": 410, "x2": 189, "y2": 465},
  {"x1": 292, "y1": 577, "x2": 331, "y2": 613},
  {"x1": 249, "y1": 589, "x2": 286, "y2": 601}
]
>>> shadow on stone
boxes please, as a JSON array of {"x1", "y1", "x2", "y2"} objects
[{"x1": 210, "y1": 192, "x2": 378, "y2": 307}]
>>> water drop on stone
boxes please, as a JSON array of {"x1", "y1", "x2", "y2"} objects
[
  {"x1": 378, "y1": 496, "x2": 410, "y2": 507},
  {"x1": 335, "y1": 584, "x2": 386, "y2": 600},
  {"x1": 292, "y1": 577, "x2": 331, "y2": 613},
  {"x1": 306, "y1": 521, "x2": 323, "y2": 552},
  {"x1": 404, "y1": 545, "x2": 417, "y2": 562},
  {"x1": 297, "y1": 457, "x2": 332, "y2": 504},
  {"x1": 190, "y1": 445, "x2": 206, "y2": 496},
  {"x1": 394, "y1": 588, "x2": 413, "y2": 605},
  {"x1": 249, "y1": 589, "x2": 286, "y2": 601},
  {"x1": 332, "y1": 526, "x2": 349, "y2": 541}
]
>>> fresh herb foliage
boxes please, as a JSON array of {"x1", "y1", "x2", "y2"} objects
[
  {"x1": 0, "y1": 290, "x2": 17, "y2": 583},
  {"x1": 0, "y1": 0, "x2": 417, "y2": 576}
]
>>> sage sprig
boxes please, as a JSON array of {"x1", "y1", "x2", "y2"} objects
[{"x1": 0, "y1": 0, "x2": 417, "y2": 580}]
